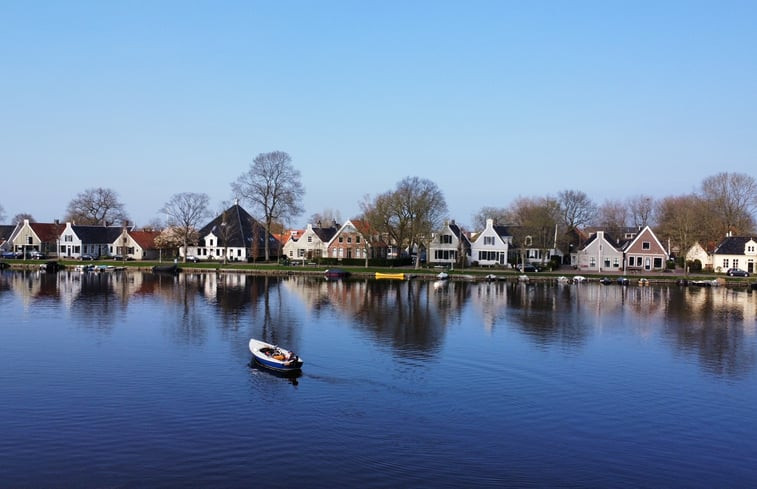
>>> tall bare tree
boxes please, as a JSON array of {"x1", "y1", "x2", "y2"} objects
[
  {"x1": 395, "y1": 177, "x2": 448, "y2": 268},
  {"x1": 627, "y1": 194, "x2": 656, "y2": 228},
  {"x1": 508, "y1": 196, "x2": 561, "y2": 267},
  {"x1": 700, "y1": 172, "x2": 757, "y2": 236},
  {"x1": 66, "y1": 187, "x2": 128, "y2": 226},
  {"x1": 595, "y1": 199, "x2": 628, "y2": 240},
  {"x1": 558, "y1": 190, "x2": 596, "y2": 231},
  {"x1": 231, "y1": 151, "x2": 304, "y2": 261},
  {"x1": 655, "y1": 194, "x2": 709, "y2": 256},
  {"x1": 160, "y1": 192, "x2": 210, "y2": 263},
  {"x1": 360, "y1": 177, "x2": 447, "y2": 268}
]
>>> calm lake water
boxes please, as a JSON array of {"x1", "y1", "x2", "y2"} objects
[{"x1": 1, "y1": 269, "x2": 757, "y2": 488}]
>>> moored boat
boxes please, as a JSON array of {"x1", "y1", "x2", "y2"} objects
[
  {"x1": 249, "y1": 339, "x2": 303, "y2": 372},
  {"x1": 375, "y1": 272, "x2": 405, "y2": 280},
  {"x1": 324, "y1": 268, "x2": 350, "y2": 279}
]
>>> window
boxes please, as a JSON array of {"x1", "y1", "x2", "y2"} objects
[
  {"x1": 733, "y1": 259, "x2": 739, "y2": 269},
  {"x1": 339, "y1": 237, "x2": 343, "y2": 243},
  {"x1": 307, "y1": 236, "x2": 312, "y2": 243},
  {"x1": 356, "y1": 236, "x2": 361, "y2": 243},
  {"x1": 347, "y1": 237, "x2": 352, "y2": 244},
  {"x1": 440, "y1": 235, "x2": 452, "y2": 244},
  {"x1": 590, "y1": 257, "x2": 596, "y2": 267},
  {"x1": 654, "y1": 258, "x2": 662, "y2": 268},
  {"x1": 484, "y1": 236, "x2": 495, "y2": 246},
  {"x1": 642, "y1": 242, "x2": 650, "y2": 250},
  {"x1": 723, "y1": 259, "x2": 730, "y2": 269}
]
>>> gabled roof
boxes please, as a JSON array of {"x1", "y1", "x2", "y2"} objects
[
  {"x1": 312, "y1": 224, "x2": 339, "y2": 243},
  {"x1": 73, "y1": 225, "x2": 124, "y2": 244},
  {"x1": 30, "y1": 222, "x2": 66, "y2": 242},
  {"x1": 581, "y1": 230, "x2": 625, "y2": 251},
  {"x1": 199, "y1": 204, "x2": 278, "y2": 248},
  {"x1": 713, "y1": 236, "x2": 756, "y2": 255},
  {"x1": 129, "y1": 230, "x2": 160, "y2": 250},
  {"x1": 620, "y1": 226, "x2": 666, "y2": 254}
]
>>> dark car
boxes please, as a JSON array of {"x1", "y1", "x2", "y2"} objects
[
  {"x1": 80, "y1": 254, "x2": 95, "y2": 261},
  {"x1": 519, "y1": 265, "x2": 540, "y2": 273},
  {"x1": 726, "y1": 268, "x2": 749, "y2": 277}
]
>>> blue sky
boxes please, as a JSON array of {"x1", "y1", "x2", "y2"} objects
[{"x1": 2, "y1": 1, "x2": 755, "y2": 229}]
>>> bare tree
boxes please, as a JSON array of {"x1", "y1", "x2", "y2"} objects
[
  {"x1": 595, "y1": 199, "x2": 628, "y2": 240},
  {"x1": 231, "y1": 151, "x2": 304, "y2": 261},
  {"x1": 360, "y1": 177, "x2": 447, "y2": 268},
  {"x1": 558, "y1": 190, "x2": 596, "y2": 231},
  {"x1": 160, "y1": 192, "x2": 210, "y2": 263},
  {"x1": 12, "y1": 213, "x2": 35, "y2": 224},
  {"x1": 508, "y1": 196, "x2": 561, "y2": 267},
  {"x1": 66, "y1": 187, "x2": 129, "y2": 226},
  {"x1": 627, "y1": 194, "x2": 656, "y2": 228},
  {"x1": 0, "y1": 204, "x2": 5, "y2": 222},
  {"x1": 701, "y1": 172, "x2": 757, "y2": 236},
  {"x1": 395, "y1": 177, "x2": 448, "y2": 268},
  {"x1": 471, "y1": 206, "x2": 509, "y2": 230},
  {"x1": 656, "y1": 194, "x2": 709, "y2": 257},
  {"x1": 310, "y1": 208, "x2": 342, "y2": 227}
]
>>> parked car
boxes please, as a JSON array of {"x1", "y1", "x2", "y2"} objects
[
  {"x1": 30, "y1": 251, "x2": 47, "y2": 259},
  {"x1": 726, "y1": 268, "x2": 749, "y2": 277},
  {"x1": 79, "y1": 254, "x2": 95, "y2": 261},
  {"x1": 519, "y1": 265, "x2": 541, "y2": 273},
  {"x1": 1, "y1": 250, "x2": 21, "y2": 259},
  {"x1": 186, "y1": 255, "x2": 199, "y2": 263}
]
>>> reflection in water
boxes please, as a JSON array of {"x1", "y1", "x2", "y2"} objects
[{"x1": 1, "y1": 270, "x2": 756, "y2": 378}]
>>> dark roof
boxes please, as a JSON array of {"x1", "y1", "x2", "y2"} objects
[
  {"x1": 713, "y1": 236, "x2": 755, "y2": 255},
  {"x1": 582, "y1": 230, "x2": 626, "y2": 250},
  {"x1": 73, "y1": 225, "x2": 124, "y2": 244},
  {"x1": 0, "y1": 224, "x2": 16, "y2": 242},
  {"x1": 199, "y1": 204, "x2": 280, "y2": 248},
  {"x1": 312, "y1": 225, "x2": 339, "y2": 243}
]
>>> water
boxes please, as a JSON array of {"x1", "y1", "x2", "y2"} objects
[{"x1": 1, "y1": 269, "x2": 756, "y2": 488}]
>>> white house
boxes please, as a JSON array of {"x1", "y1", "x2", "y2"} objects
[
  {"x1": 711, "y1": 235, "x2": 757, "y2": 274},
  {"x1": 684, "y1": 242, "x2": 712, "y2": 271},
  {"x1": 283, "y1": 222, "x2": 339, "y2": 263},
  {"x1": 428, "y1": 220, "x2": 470, "y2": 267},
  {"x1": 470, "y1": 218, "x2": 510, "y2": 267},
  {"x1": 575, "y1": 230, "x2": 624, "y2": 273}
]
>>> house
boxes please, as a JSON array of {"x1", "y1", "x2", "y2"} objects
[
  {"x1": 5, "y1": 219, "x2": 66, "y2": 258},
  {"x1": 116, "y1": 229, "x2": 161, "y2": 260},
  {"x1": 684, "y1": 242, "x2": 712, "y2": 271},
  {"x1": 575, "y1": 230, "x2": 625, "y2": 273},
  {"x1": 59, "y1": 222, "x2": 125, "y2": 259},
  {"x1": 184, "y1": 203, "x2": 279, "y2": 262},
  {"x1": 282, "y1": 221, "x2": 339, "y2": 263},
  {"x1": 427, "y1": 219, "x2": 471, "y2": 267},
  {"x1": 326, "y1": 219, "x2": 388, "y2": 261},
  {"x1": 469, "y1": 219, "x2": 511, "y2": 267},
  {"x1": 621, "y1": 225, "x2": 668, "y2": 272},
  {"x1": 711, "y1": 235, "x2": 756, "y2": 274}
]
